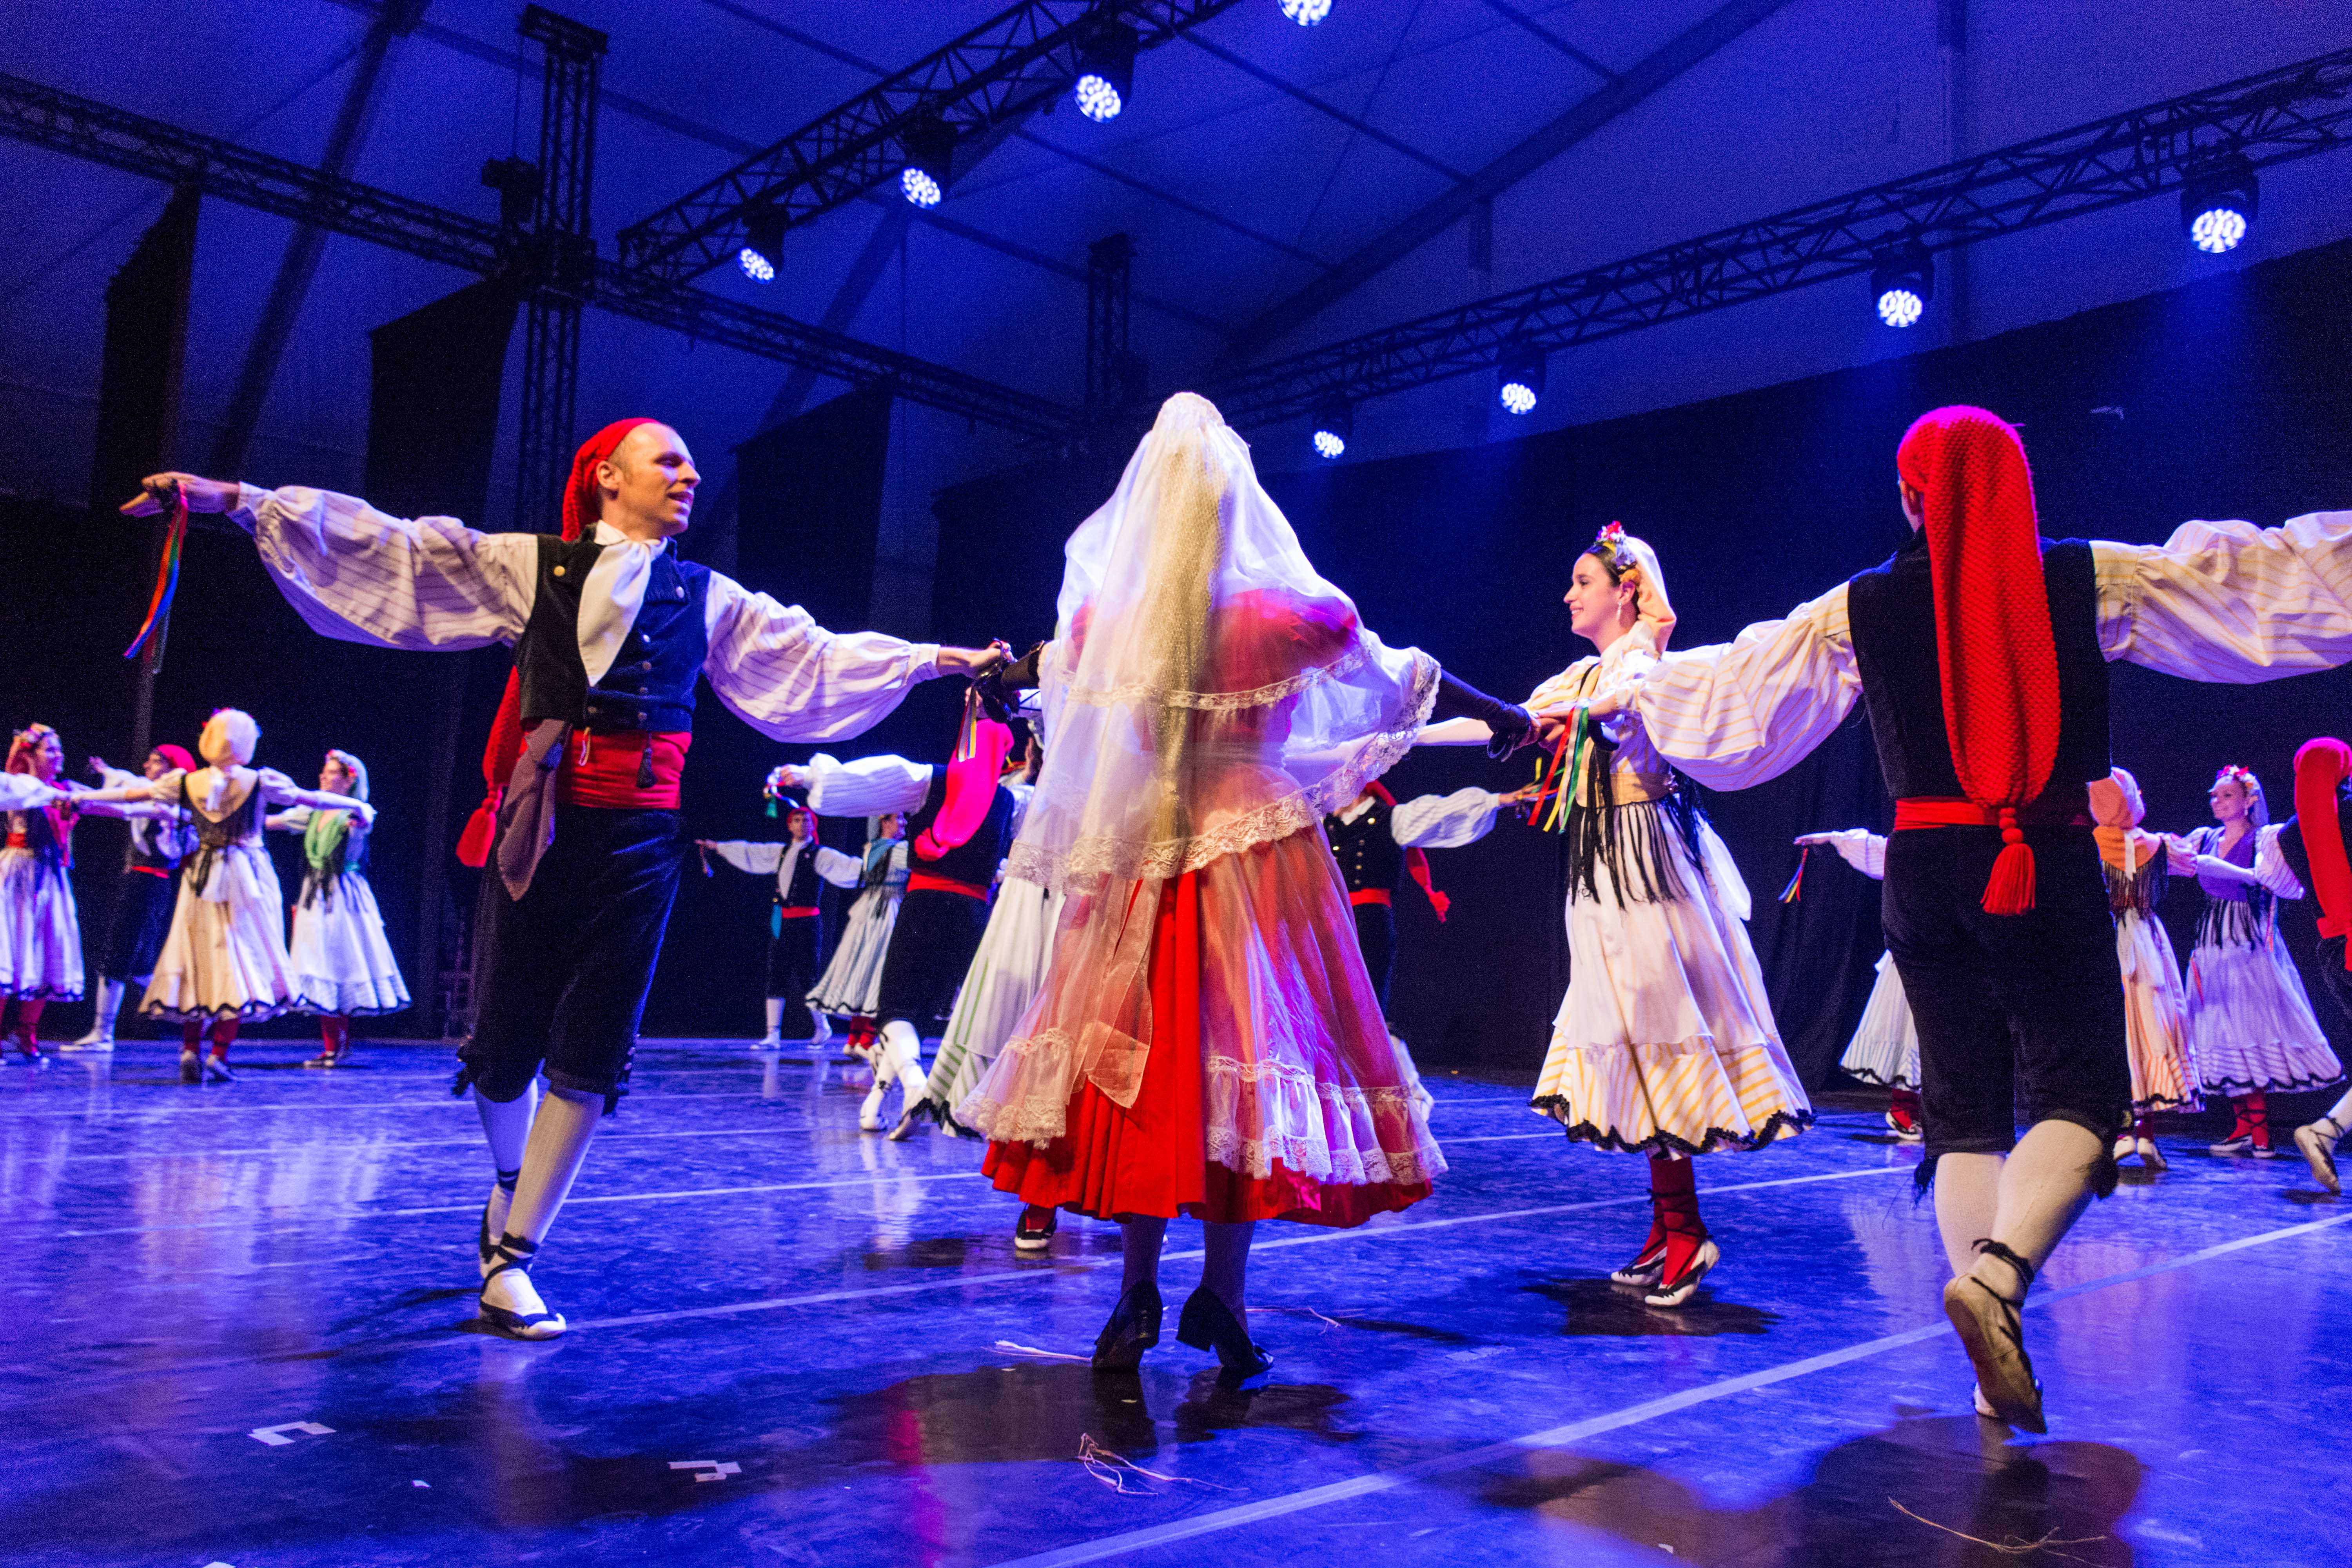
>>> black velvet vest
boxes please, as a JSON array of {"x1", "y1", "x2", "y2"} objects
[
  {"x1": 776, "y1": 842, "x2": 826, "y2": 908},
  {"x1": 904, "y1": 774, "x2": 1015, "y2": 887},
  {"x1": 1847, "y1": 534, "x2": 2110, "y2": 812},
  {"x1": 515, "y1": 535, "x2": 709, "y2": 734},
  {"x1": 1324, "y1": 800, "x2": 1404, "y2": 895}
]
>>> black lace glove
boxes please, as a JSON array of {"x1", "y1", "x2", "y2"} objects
[
  {"x1": 975, "y1": 641, "x2": 1046, "y2": 724},
  {"x1": 1432, "y1": 671, "x2": 1537, "y2": 760}
]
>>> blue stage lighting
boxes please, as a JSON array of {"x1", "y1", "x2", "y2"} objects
[
  {"x1": 1310, "y1": 397, "x2": 1353, "y2": 459},
  {"x1": 737, "y1": 209, "x2": 784, "y2": 283},
  {"x1": 1497, "y1": 345, "x2": 1546, "y2": 414},
  {"x1": 1074, "y1": 24, "x2": 1137, "y2": 123},
  {"x1": 2182, "y1": 158, "x2": 2258, "y2": 254},
  {"x1": 900, "y1": 117, "x2": 956, "y2": 209},
  {"x1": 1281, "y1": 0, "x2": 1333, "y2": 24},
  {"x1": 1869, "y1": 246, "x2": 1933, "y2": 328}
]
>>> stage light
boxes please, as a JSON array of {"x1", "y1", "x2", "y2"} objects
[
  {"x1": 737, "y1": 207, "x2": 784, "y2": 283},
  {"x1": 1497, "y1": 345, "x2": 1546, "y2": 415},
  {"x1": 1281, "y1": 0, "x2": 1333, "y2": 24},
  {"x1": 1074, "y1": 24, "x2": 1138, "y2": 123},
  {"x1": 1310, "y1": 397, "x2": 1352, "y2": 459},
  {"x1": 1870, "y1": 245, "x2": 1933, "y2": 328},
  {"x1": 2182, "y1": 157, "x2": 2258, "y2": 254},
  {"x1": 900, "y1": 117, "x2": 957, "y2": 208}
]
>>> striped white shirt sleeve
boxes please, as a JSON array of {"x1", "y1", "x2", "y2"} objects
[
  {"x1": 1392, "y1": 788, "x2": 1504, "y2": 849},
  {"x1": 800, "y1": 753, "x2": 934, "y2": 817},
  {"x1": 2095, "y1": 512, "x2": 2352, "y2": 680},
  {"x1": 1630, "y1": 583, "x2": 1862, "y2": 791},
  {"x1": 232, "y1": 485, "x2": 536, "y2": 650},
  {"x1": 700, "y1": 573, "x2": 941, "y2": 743}
]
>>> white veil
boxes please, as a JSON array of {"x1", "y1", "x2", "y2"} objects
[{"x1": 982, "y1": 392, "x2": 1439, "y2": 1118}]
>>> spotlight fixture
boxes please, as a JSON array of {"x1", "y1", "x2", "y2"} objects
[
  {"x1": 900, "y1": 116, "x2": 956, "y2": 208},
  {"x1": 1074, "y1": 23, "x2": 1138, "y2": 123},
  {"x1": 1870, "y1": 245, "x2": 1933, "y2": 328},
  {"x1": 1497, "y1": 345, "x2": 1546, "y2": 415},
  {"x1": 737, "y1": 207, "x2": 784, "y2": 283},
  {"x1": 1281, "y1": 0, "x2": 1333, "y2": 25},
  {"x1": 1310, "y1": 397, "x2": 1353, "y2": 459},
  {"x1": 2181, "y1": 156, "x2": 2258, "y2": 254}
]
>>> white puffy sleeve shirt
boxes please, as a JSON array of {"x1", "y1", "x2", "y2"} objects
[
  {"x1": 1632, "y1": 512, "x2": 2352, "y2": 790},
  {"x1": 230, "y1": 485, "x2": 942, "y2": 744}
]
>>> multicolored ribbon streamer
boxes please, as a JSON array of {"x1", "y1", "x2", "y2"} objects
[
  {"x1": 122, "y1": 488, "x2": 189, "y2": 664},
  {"x1": 1778, "y1": 845, "x2": 1811, "y2": 903}
]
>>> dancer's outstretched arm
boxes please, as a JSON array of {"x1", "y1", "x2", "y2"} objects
[
  {"x1": 1392, "y1": 786, "x2": 1527, "y2": 849},
  {"x1": 2095, "y1": 512, "x2": 2352, "y2": 680},
  {"x1": 1795, "y1": 828, "x2": 1886, "y2": 879},
  {"x1": 772, "y1": 755, "x2": 933, "y2": 817}
]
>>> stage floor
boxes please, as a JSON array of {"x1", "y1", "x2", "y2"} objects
[{"x1": 2, "y1": 1040, "x2": 2341, "y2": 1567}]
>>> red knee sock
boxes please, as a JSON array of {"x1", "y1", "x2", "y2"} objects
[
  {"x1": 2243, "y1": 1091, "x2": 2270, "y2": 1148},
  {"x1": 1649, "y1": 1153, "x2": 1707, "y2": 1278},
  {"x1": 1888, "y1": 1086, "x2": 1923, "y2": 1131},
  {"x1": 2131, "y1": 1113, "x2": 2154, "y2": 1142},
  {"x1": 182, "y1": 1020, "x2": 205, "y2": 1051},
  {"x1": 320, "y1": 1016, "x2": 350, "y2": 1056},
  {"x1": 7, "y1": 1000, "x2": 41, "y2": 1055},
  {"x1": 208, "y1": 1018, "x2": 239, "y2": 1060}
]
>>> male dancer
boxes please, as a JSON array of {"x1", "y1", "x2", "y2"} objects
[
  {"x1": 2281, "y1": 738, "x2": 2352, "y2": 1192},
  {"x1": 123, "y1": 419, "x2": 1002, "y2": 1338},
  {"x1": 1594, "y1": 406, "x2": 2351, "y2": 1429},
  {"x1": 699, "y1": 794, "x2": 862, "y2": 1046},
  {"x1": 779, "y1": 701, "x2": 1021, "y2": 1132}
]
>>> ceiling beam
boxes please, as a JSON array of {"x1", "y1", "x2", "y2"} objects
[
  {"x1": 1178, "y1": 31, "x2": 1466, "y2": 183},
  {"x1": 1215, "y1": 0, "x2": 1799, "y2": 368},
  {"x1": 1203, "y1": 41, "x2": 2352, "y2": 429}
]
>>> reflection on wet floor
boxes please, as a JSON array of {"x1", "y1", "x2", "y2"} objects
[{"x1": 0, "y1": 1045, "x2": 2340, "y2": 1566}]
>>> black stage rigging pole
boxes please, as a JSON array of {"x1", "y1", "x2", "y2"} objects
[{"x1": 511, "y1": 5, "x2": 604, "y2": 531}]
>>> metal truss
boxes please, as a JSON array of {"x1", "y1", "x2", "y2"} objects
[
  {"x1": 513, "y1": 6, "x2": 605, "y2": 532},
  {"x1": 0, "y1": 70, "x2": 1080, "y2": 440},
  {"x1": 615, "y1": 0, "x2": 1248, "y2": 285},
  {"x1": 1209, "y1": 44, "x2": 2352, "y2": 430}
]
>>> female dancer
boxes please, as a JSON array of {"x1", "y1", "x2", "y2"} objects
[
  {"x1": 80, "y1": 710, "x2": 372, "y2": 1082},
  {"x1": 1790, "y1": 828, "x2": 1922, "y2": 1141},
  {"x1": 2, "y1": 725, "x2": 83, "y2": 1060},
  {"x1": 66, "y1": 746, "x2": 198, "y2": 1051},
  {"x1": 806, "y1": 805, "x2": 909, "y2": 1055},
  {"x1": 698, "y1": 788, "x2": 861, "y2": 1046},
  {"x1": 962, "y1": 392, "x2": 1532, "y2": 1374},
  {"x1": 2089, "y1": 769, "x2": 2196, "y2": 1168},
  {"x1": 266, "y1": 750, "x2": 409, "y2": 1066},
  {"x1": 1437, "y1": 525, "x2": 1810, "y2": 1308},
  {"x1": 2165, "y1": 765, "x2": 2341, "y2": 1156}
]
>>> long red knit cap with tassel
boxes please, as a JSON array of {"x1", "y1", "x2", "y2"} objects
[
  {"x1": 455, "y1": 418, "x2": 661, "y2": 867},
  {"x1": 2294, "y1": 737, "x2": 2352, "y2": 971},
  {"x1": 1897, "y1": 405, "x2": 2061, "y2": 916}
]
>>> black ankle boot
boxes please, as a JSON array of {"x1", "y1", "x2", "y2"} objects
[
  {"x1": 1175, "y1": 1287, "x2": 1272, "y2": 1378},
  {"x1": 1092, "y1": 1279, "x2": 1163, "y2": 1372}
]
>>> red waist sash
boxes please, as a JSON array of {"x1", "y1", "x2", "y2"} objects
[
  {"x1": 907, "y1": 871, "x2": 990, "y2": 901},
  {"x1": 555, "y1": 730, "x2": 691, "y2": 810},
  {"x1": 1892, "y1": 796, "x2": 2091, "y2": 832},
  {"x1": 1348, "y1": 888, "x2": 1394, "y2": 907},
  {"x1": 776, "y1": 905, "x2": 819, "y2": 919}
]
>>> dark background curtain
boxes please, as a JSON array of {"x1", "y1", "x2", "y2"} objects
[{"x1": 934, "y1": 234, "x2": 2352, "y2": 1097}]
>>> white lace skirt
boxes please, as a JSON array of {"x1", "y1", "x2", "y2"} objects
[
  {"x1": 289, "y1": 872, "x2": 411, "y2": 1017},
  {"x1": 809, "y1": 885, "x2": 902, "y2": 1016},
  {"x1": 0, "y1": 848, "x2": 82, "y2": 1000},
  {"x1": 1534, "y1": 819, "x2": 1811, "y2": 1154},
  {"x1": 2118, "y1": 909, "x2": 2198, "y2": 1113},
  {"x1": 141, "y1": 846, "x2": 296, "y2": 1022},
  {"x1": 2188, "y1": 932, "x2": 2342, "y2": 1094},
  {"x1": 1839, "y1": 952, "x2": 1920, "y2": 1089},
  {"x1": 927, "y1": 876, "x2": 1065, "y2": 1121}
]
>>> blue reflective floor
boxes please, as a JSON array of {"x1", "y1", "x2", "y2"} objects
[{"x1": 2, "y1": 1040, "x2": 2343, "y2": 1567}]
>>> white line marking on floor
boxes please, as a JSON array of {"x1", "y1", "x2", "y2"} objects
[
  {"x1": 985, "y1": 1210, "x2": 2352, "y2": 1568},
  {"x1": 248, "y1": 1421, "x2": 333, "y2": 1447}
]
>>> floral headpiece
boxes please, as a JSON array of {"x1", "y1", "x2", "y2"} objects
[
  {"x1": 1587, "y1": 521, "x2": 1639, "y2": 581},
  {"x1": 6, "y1": 724, "x2": 58, "y2": 775},
  {"x1": 2214, "y1": 764, "x2": 2262, "y2": 795}
]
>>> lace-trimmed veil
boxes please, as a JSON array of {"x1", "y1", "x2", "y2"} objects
[{"x1": 985, "y1": 392, "x2": 1438, "y2": 1114}]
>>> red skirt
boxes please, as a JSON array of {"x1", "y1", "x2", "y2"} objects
[{"x1": 982, "y1": 870, "x2": 1433, "y2": 1227}]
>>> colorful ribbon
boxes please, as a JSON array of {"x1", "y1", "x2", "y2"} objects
[
  {"x1": 1778, "y1": 845, "x2": 1811, "y2": 903},
  {"x1": 123, "y1": 488, "x2": 189, "y2": 664}
]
